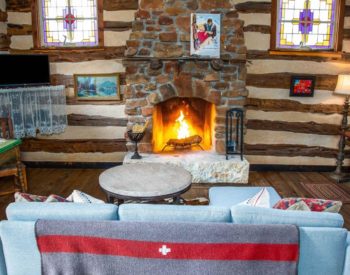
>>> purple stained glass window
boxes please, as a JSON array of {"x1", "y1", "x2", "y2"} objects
[
  {"x1": 40, "y1": 0, "x2": 98, "y2": 47},
  {"x1": 277, "y1": 0, "x2": 338, "y2": 50}
]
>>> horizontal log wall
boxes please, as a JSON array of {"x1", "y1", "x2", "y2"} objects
[
  {"x1": 4, "y1": 0, "x2": 135, "y2": 162},
  {"x1": 6, "y1": 0, "x2": 350, "y2": 166},
  {"x1": 241, "y1": 0, "x2": 350, "y2": 166},
  {"x1": 0, "y1": 0, "x2": 7, "y2": 51}
]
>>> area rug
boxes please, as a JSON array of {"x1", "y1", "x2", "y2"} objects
[{"x1": 301, "y1": 182, "x2": 350, "y2": 204}]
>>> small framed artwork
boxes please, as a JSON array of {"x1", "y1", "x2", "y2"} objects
[
  {"x1": 290, "y1": 76, "x2": 315, "y2": 97},
  {"x1": 74, "y1": 73, "x2": 120, "y2": 101},
  {"x1": 190, "y1": 13, "x2": 221, "y2": 58}
]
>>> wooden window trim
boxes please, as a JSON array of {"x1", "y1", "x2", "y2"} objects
[
  {"x1": 32, "y1": 0, "x2": 104, "y2": 49},
  {"x1": 270, "y1": 0, "x2": 345, "y2": 57}
]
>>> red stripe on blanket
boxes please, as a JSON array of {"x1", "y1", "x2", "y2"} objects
[{"x1": 37, "y1": 235, "x2": 298, "y2": 262}]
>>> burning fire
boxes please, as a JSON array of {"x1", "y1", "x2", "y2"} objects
[
  {"x1": 152, "y1": 98, "x2": 216, "y2": 152},
  {"x1": 175, "y1": 110, "x2": 190, "y2": 139}
]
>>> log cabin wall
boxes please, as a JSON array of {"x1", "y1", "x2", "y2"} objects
[
  {"x1": 239, "y1": 0, "x2": 350, "y2": 166},
  {"x1": 0, "y1": 0, "x2": 8, "y2": 51},
  {"x1": 1, "y1": 0, "x2": 350, "y2": 168},
  {"x1": 2, "y1": 0, "x2": 136, "y2": 163}
]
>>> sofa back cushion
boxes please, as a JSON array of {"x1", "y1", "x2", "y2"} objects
[
  {"x1": 118, "y1": 204, "x2": 231, "y2": 223},
  {"x1": 6, "y1": 202, "x2": 118, "y2": 221},
  {"x1": 231, "y1": 205, "x2": 344, "y2": 228}
]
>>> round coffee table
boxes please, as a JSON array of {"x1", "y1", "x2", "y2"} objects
[{"x1": 99, "y1": 163, "x2": 192, "y2": 205}]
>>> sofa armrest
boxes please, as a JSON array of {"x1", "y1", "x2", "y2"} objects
[
  {"x1": 344, "y1": 232, "x2": 350, "y2": 275},
  {"x1": 0, "y1": 221, "x2": 40, "y2": 275},
  {"x1": 0, "y1": 227, "x2": 7, "y2": 275}
]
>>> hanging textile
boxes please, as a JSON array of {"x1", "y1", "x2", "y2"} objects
[{"x1": 0, "y1": 85, "x2": 67, "y2": 138}]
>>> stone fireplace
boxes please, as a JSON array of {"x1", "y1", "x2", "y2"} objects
[{"x1": 123, "y1": 0, "x2": 249, "y2": 183}]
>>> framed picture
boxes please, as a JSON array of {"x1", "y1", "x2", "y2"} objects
[
  {"x1": 74, "y1": 73, "x2": 120, "y2": 101},
  {"x1": 190, "y1": 13, "x2": 221, "y2": 58},
  {"x1": 290, "y1": 76, "x2": 315, "y2": 97}
]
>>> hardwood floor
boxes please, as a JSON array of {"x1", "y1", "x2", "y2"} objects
[{"x1": 0, "y1": 168, "x2": 350, "y2": 229}]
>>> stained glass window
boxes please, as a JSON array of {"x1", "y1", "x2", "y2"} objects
[
  {"x1": 39, "y1": 0, "x2": 99, "y2": 47},
  {"x1": 276, "y1": 0, "x2": 338, "y2": 50}
]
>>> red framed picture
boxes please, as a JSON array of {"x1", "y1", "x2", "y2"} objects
[{"x1": 290, "y1": 76, "x2": 315, "y2": 97}]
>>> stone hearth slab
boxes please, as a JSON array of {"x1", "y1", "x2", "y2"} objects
[{"x1": 123, "y1": 152, "x2": 249, "y2": 184}]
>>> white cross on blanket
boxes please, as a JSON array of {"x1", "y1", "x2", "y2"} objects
[{"x1": 159, "y1": 245, "x2": 171, "y2": 256}]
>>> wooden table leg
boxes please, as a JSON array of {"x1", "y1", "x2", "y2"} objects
[
  {"x1": 106, "y1": 194, "x2": 114, "y2": 204},
  {"x1": 20, "y1": 164, "x2": 28, "y2": 192},
  {"x1": 15, "y1": 147, "x2": 27, "y2": 192},
  {"x1": 173, "y1": 196, "x2": 182, "y2": 205},
  {"x1": 115, "y1": 199, "x2": 124, "y2": 205}
]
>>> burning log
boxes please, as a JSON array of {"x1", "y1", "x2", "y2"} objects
[{"x1": 162, "y1": 135, "x2": 204, "y2": 151}]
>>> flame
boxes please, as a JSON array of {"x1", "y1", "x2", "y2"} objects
[
  {"x1": 152, "y1": 98, "x2": 216, "y2": 152},
  {"x1": 176, "y1": 110, "x2": 190, "y2": 139}
]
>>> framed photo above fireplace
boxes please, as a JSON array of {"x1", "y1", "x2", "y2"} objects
[
  {"x1": 190, "y1": 13, "x2": 221, "y2": 58},
  {"x1": 290, "y1": 75, "x2": 315, "y2": 97},
  {"x1": 74, "y1": 73, "x2": 121, "y2": 101}
]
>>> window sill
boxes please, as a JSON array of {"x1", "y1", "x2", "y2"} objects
[
  {"x1": 269, "y1": 50, "x2": 343, "y2": 58},
  {"x1": 30, "y1": 47, "x2": 106, "y2": 53}
]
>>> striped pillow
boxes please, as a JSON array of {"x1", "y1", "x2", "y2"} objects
[{"x1": 239, "y1": 188, "x2": 270, "y2": 208}]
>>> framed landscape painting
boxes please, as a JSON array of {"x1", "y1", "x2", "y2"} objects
[
  {"x1": 74, "y1": 73, "x2": 120, "y2": 101},
  {"x1": 190, "y1": 13, "x2": 221, "y2": 58},
  {"x1": 290, "y1": 76, "x2": 315, "y2": 97}
]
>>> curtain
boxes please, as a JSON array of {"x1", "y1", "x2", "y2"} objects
[{"x1": 0, "y1": 85, "x2": 67, "y2": 138}]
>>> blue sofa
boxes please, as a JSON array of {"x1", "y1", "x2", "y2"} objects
[{"x1": 0, "y1": 186, "x2": 349, "y2": 275}]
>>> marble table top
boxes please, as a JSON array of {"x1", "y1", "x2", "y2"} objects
[{"x1": 99, "y1": 163, "x2": 192, "y2": 198}]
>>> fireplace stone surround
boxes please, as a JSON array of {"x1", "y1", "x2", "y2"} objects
[{"x1": 123, "y1": 0, "x2": 249, "y2": 183}]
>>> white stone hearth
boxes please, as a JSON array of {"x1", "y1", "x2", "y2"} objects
[{"x1": 123, "y1": 152, "x2": 249, "y2": 184}]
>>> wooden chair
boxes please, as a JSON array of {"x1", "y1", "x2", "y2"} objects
[{"x1": 0, "y1": 117, "x2": 28, "y2": 195}]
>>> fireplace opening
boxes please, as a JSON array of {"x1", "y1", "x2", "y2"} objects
[{"x1": 152, "y1": 98, "x2": 216, "y2": 152}]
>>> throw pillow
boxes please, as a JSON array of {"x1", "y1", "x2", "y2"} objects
[
  {"x1": 45, "y1": 194, "x2": 70, "y2": 203},
  {"x1": 239, "y1": 187, "x2": 270, "y2": 208},
  {"x1": 15, "y1": 192, "x2": 47, "y2": 202},
  {"x1": 66, "y1": 190, "x2": 104, "y2": 204},
  {"x1": 15, "y1": 192, "x2": 69, "y2": 203},
  {"x1": 273, "y1": 198, "x2": 342, "y2": 213}
]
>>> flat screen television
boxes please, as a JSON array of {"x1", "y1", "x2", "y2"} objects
[{"x1": 0, "y1": 54, "x2": 50, "y2": 87}]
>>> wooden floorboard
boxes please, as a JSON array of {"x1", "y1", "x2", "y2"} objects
[{"x1": 0, "y1": 168, "x2": 349, "y2": 229}]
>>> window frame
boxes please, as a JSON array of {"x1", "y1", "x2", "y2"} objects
[
  {"x1": 270, "y1": 0, "x2": 345, "y2": 56},
  {"x1": 32, "y1": 0, "x2": 104, "y2": 49}
]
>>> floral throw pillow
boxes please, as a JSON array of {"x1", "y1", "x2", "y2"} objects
[{"x1": 273, "y1": 198, "x2": 342, "y2": 213}]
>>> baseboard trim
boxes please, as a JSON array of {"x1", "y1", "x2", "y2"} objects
[
  {"x1": 23, "y1": 161, "x2": 122, "y2": 169},
  {"x1": 250, "y1": 164, "x2": 345, "y2": 172},
  {"x1": 23, "y1": 161, "x2": 350, "y2": 173}
]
